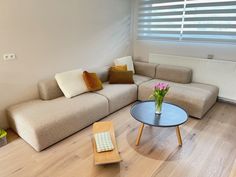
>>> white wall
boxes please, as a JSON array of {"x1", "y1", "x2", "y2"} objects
[
  {"x1": 0, "y1": 0, "x2": 132, "y2": 128},
  {"x1": 133, "y1": 40, "x2": 236, "y2": 62},
  {"x1": 132, "y1": 0, "x2": 236, "y2": 62},
  {"x1": 150, "y1": 54, "x2": 236, "y2": 102}
]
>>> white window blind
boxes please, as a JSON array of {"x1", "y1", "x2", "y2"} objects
[{"x1": 138, "y1": 0, "x2": 236, "y2": 43}]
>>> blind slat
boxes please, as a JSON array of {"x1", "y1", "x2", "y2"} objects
[
  {"x1": 185, "y1": 9, "x2": 236, "y2": 14},
  {"x1": 139, "y1": 21, "x2": 236, "y2": 25},
  {"x1": 183, "y1": 31, "x2": 236, "y2": 36},
  {"x1": 184, "y1": 24, "x2": 236, "y2": 28},
  {"x1": 139, "y1": 13, "x2": 236, "y2": 19},
  {"x1": 140, "y1": 0, "x2": 183, "y2": 6},
  {"x1": 139, "y1": 24, "x2": 181, "y2": 29},
  {"x1": 139, "y1": 11, "x2": 183, "y2": 17},
  {"x1": 139, "y1": 25, "x2": 182, "y2": 28},
  {"x1": 138, "y1": 18, "x2": 183, "y2": 23},
  {"x1": 184, "y1": 17, "x2": 236, "y2": 21},
  {"x1": 138, "y1": 30, "x2": 181, "y2": 34}
]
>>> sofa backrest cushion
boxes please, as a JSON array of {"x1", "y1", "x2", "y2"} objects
[
  {"x1": 38, "y1": 79, "x2": 64, "y2": 100},
  {"x1": 155, "y1": 64, "x2": 192, "y2": 84},
  {"x1": 134, "y1": 61, "x2": 157, "y2": 78}
]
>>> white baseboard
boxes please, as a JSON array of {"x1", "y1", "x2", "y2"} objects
[{"x1": 218, "y1": 97, "x2": 236, "y2": 105}]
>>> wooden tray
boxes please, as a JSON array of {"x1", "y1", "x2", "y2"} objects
[{"x1": 92, "y1": 121, "x2": 122, "y2": 165}]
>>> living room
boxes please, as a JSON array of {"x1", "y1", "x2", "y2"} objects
[{"x1": 0, "y1": 0, "x2": 236, "y2": 177}]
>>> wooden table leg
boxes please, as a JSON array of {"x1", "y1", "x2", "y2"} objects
[
  {"x1": 176, "y1": 126, "x2": 183, "y2": 146},
  {"x1": 136, "y1": 123, "x2": 144, "y2": 146}
]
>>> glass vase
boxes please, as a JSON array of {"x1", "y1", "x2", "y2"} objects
[{"x1": 155, "y1": 96, "x2": 164, "y2": 114}]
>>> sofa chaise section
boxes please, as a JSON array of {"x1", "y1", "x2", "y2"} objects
[
  {"x1": 138, "y1": 79, "x2": 218, "y2": 118},
  {"x1": 138, "y1": 64, "x2": 219, "y2": 118},
  {"x1": 7, "y1": 93, "x2": 109, "y2": 151}
]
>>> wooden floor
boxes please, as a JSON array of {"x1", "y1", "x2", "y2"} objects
[{"x1": 0, "y1": 102, "x2": 236, "y2": 177}]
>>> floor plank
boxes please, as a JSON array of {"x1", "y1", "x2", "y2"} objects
[
  {"x1": 230, "y1": 159, "x2": 236, "y2": 177},
  {"x1": 0, "y1": 102, "x2": 235, "y2": 177}
]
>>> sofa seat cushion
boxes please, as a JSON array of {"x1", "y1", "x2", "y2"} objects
[
  {"x1": 95, "y1": 83, "x2": 137, "y2": 113},
  {"x1": 7, "y1": 93, "x2": 109, "y2": 151},
  {"x1": 138, "y1": 79, "x2": 219, "y2": 118},
  {"x1": 133, "y1": 74, "x2": 152, "y2": 85}
]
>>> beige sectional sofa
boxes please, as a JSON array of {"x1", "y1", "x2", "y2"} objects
[{"x1": 7, "y1": 61, "x2": 219, "y2": 151}]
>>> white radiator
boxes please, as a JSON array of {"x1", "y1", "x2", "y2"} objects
[{"x1": 149, "y1": 53, "x2": 236, "y2": 102}]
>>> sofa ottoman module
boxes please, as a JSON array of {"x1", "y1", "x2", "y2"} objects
[{"x1": 7, "y1": 93, "x2": 109, "y2": 151}]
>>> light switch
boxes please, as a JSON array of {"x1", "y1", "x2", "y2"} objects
[{"x1": 3, "y1": 53, "x2": 16, "y2": 61}]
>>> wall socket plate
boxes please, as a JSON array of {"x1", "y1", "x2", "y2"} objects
[
  {"x1": 207, "y1": 54, "x2": 214, "y2": 59},
  {"x1": 3, "y1": 53, "x2": 16, "y2": 61}
]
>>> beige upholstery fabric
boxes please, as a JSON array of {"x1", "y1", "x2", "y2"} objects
[
  {"x1": 133, "y1": 74, "x2": 152, "y2": 85},
  {"x1": 138, "y1": 79, "x2": 219, "y2": 118},
  {"x1": 89, "y1": 66, "x2": 110, "y2": 82},
  {"x1": 7, "y1": 93, "x2": 109, "y2": 151},
  {"x1": 95, "y1": 83, "x2": 137, "y2": 113},
  {"x1": 134, "y1": 61, "x2": 157, "y2": 78},
  {"x1": 38, "y1": 79, "x2": 64, "y2": 100},
  {"x1": 156, "y1": 64, "x2": 192, "y2": 84}
]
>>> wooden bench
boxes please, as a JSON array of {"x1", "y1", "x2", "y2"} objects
[{"x1": 92, "y1": 121, "x2": 122, "y2": 165}]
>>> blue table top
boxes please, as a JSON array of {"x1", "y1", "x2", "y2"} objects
[{"x1": 130, "y1": 101, "x2": 189, "y2": 127}]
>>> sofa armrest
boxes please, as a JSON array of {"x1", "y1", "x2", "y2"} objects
[{"x1": 38, "y1": 79, "x2": 64, "y2": 100}]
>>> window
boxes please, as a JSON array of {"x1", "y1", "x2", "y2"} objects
[{"x1": 138, "y1": 0, "x2": 236, "y2": 43}]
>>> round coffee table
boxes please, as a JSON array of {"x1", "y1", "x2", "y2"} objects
[{"x1": 130, "y1": 101, "x2": 188, "y2": 146}]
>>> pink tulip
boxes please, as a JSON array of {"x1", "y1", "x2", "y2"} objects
[{"x1": 154, "y1": 82, "x2": 169, "y2": 91}]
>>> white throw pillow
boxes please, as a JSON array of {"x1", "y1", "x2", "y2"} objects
[
  {"x1": 114, "y1": 56, "x2": 135, "y2": 73},
  {"x1": 55, "y1": 69, "x2": 88, "y2": 98}
]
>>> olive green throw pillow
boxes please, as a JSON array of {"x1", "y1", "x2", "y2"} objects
[{"x1": 109, "y1": 71, "x2": 134, "y2": 84}]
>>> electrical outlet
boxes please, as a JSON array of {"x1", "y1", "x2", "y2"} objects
[
  {"x1": 207, "y1": 54, "x2": 214, "y2": 59},
  {"x1": 3, "y1": 53, "x2": 16, "y2": 61}
]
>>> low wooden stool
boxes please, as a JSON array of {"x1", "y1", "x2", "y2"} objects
[{"x1": 92, "y1": 121, "x2": 122, "y2": 165}]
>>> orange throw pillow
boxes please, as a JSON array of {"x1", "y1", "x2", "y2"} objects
[
  {"x1": 110, "y1": 65, "x2": 127, "y2": 72},
  {"x1": 83, "y1": 71, "x2": 103, "y2": 91},
  {"x1": 109, "y1": 71, "x2": 134, "y2": 84}
]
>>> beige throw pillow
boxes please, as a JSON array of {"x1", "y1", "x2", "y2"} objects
[
  {"x1": 55, "y1": 69, "x2": 88, "y2": 98},
  {"x1": 114, "y1": 56, "x2": 135, "y2": 73}
]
